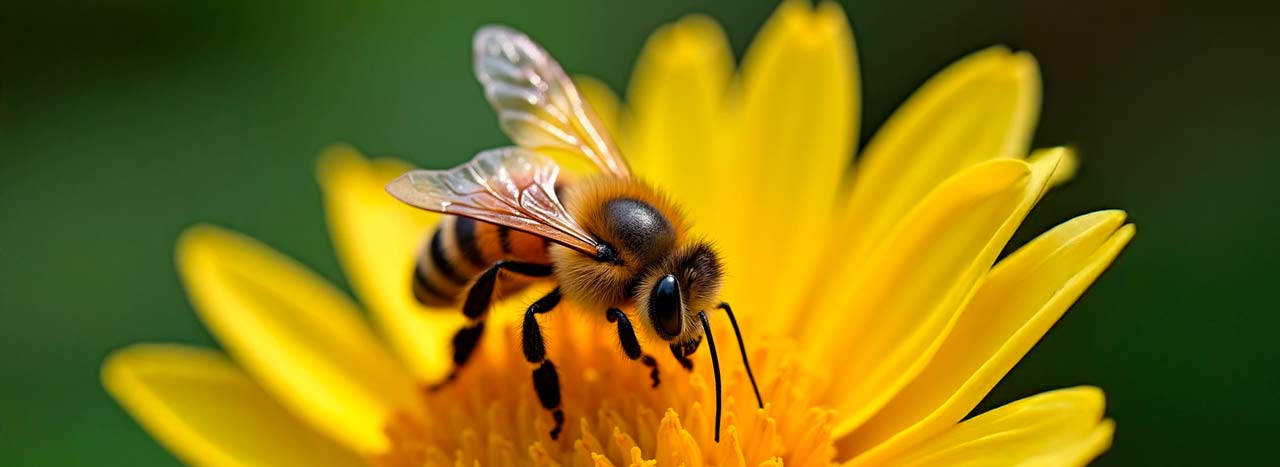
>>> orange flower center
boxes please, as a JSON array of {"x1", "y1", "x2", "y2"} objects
[{"x1": 373, "y1": 308, "x2": 839, "y2": 467}]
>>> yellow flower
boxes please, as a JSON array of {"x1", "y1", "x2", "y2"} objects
[{"x1": 102, "y1": 1, "x2": 1134, "y2": 466}]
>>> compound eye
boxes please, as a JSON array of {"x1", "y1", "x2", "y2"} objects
[{"x1": 649, "y1": 274, "x2": 683, "y2": 339}]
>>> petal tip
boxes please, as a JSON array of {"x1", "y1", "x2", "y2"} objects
[
  {"x1": 766, "y1": 0, "x2": 852, "y2": 46},
  {"x1": 1116, "y1": 223, "x2": 1137, "y2": 243},
  {"x1": 646, "y1": 13, "x2": 731, "y2": 66},
  {"x1": 1029, "y1": 146, "x2": 1079, "y2": 187},
  {"x1": 175, "y1": 224, "x2": 222, "y2": 261},
  {"x1": 101, "y1": 344, "x2": 226, "y2": 400},
  {"x1": 974, "y1": 44, "x2": 1014, "y2": 61},
  {"x1": 174, "y1": 224, "x2": 241, "y2": 273},
  {"x1": 1082, "y1": 209, "x2": 1128, "y2": 227},
  {"x1": 1058, "y1": 386, "x2": 1108, "y2": 417},
  {"x1": 317, "y1": 143, "x2": 369, "y2": 189},
  {"x1": 672, "y1": 13, "x2": 727, "y2": 41},
  {"x1": 1007, "y1": 50, "x2": 1040, "y2": 76},
  {"x1": 101, "y1": 346, "x2": 139, "y2": 396}
]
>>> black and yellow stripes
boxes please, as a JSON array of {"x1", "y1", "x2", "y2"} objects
[
  {"x1": 412, "y1": 215, "x2": 550, "y2": 307},
  {"x1": 454, "y1": 217, "x2": 487, "y2": 268},
  {"x1": 414, "y1": 216, "x2": 481, "y2": 306}
]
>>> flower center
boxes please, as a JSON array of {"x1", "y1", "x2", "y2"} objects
[{"x1": 373, "y1": 306, "x2": 839, "y2": 467}]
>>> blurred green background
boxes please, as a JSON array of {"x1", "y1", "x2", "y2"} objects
[{"x1": 2, "y1": 0, "x2": 1276, "y2": 465}]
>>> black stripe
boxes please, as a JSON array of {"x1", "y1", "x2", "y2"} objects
[
  {"x1": 453, "y1": 217, "x2": 487, "y2": 268},
  {"x1": 429, "y1": 227, "x2": 469, "y2": 285},
  {"x1": 412, "y1": 264, "x2": 453, "y2": 304},
  {"x1": 497, "y1": 226, "x2": 512, "y2": 255}
]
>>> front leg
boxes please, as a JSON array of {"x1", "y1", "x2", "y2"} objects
[
  {"x1": 669, "y1": 335, "x2": 701, "y2": 371},
  {"x1": 607, "y1": 308, "x2": 661, "y2": 388}
]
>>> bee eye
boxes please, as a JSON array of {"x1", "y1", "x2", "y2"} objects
[{"x1": 649, "y1": 274, "x2": 683, "y2": 339}]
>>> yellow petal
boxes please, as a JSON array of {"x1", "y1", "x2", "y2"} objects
[
  {"x1": 622, "y1": 13, "x2": 734, "y2": 233},
  {"x1": 318, "y1": 145, "x2": 463, "y2": 382},
  {"x1": 176, "y1": 224, "x2": 419, "y2": 453},
  {"x1": 810, "y1": 150, "x2": 1061, "y2": 437},
  {"x1": 102, "y1": 344, "x2": 364, "y2": 467},
  {"x1": 875, "y1": 387, "x2": 1113, "y2": 467},
  {"x1": 846, "y1": 211, "x2": 1135, "y2": 463},
  {"x1": 810, "y1": 47, "x2": 1040, "y2": 327},
  {"x1": 723, "y1": 0, "x2": 859, "y2": 321},
  {"x1": 1041, "y1": 146, "x2": 1079, "y2": 188}
]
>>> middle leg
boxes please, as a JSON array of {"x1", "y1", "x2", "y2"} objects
[{"x1": 522, "y1": 287, "x2": 566, "y2": 440}]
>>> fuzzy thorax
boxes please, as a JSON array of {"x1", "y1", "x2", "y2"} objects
[{"x1": 549, "y1": 176, "x2": 722, "y2": 345}]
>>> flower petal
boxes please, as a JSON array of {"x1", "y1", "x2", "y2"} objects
[
  {"x1": 874, "y1": 387, "x2": 1113, "y2": 467},
  {"x1": 805, "y1": 47, "x2": 1039, "y2": 330},
  {"x1": 845, "y1": 211, "x2": 1135, "y2": 463},
  {"x1": 102, "y1": 344, "x2": 364, "y2": 467},
  {"x1": 176, "y1": 224, "x2": 420, "y2": 453},
  {"x1": 318, "y1": 145, "x2": 463, "y2": 382},
  {"x1": 724, "y1": 0, "x2": 859, "y2": 320},
  {"x1": 621, "y1": 13, "x2": 734, "y2": 233},
  {"x1": 810, "y1": 150, "x2": 1062, "y2": 437}
]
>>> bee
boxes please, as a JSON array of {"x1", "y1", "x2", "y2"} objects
[{"x1": 386, "y1": 26, "x2": 762, "y2": 441}]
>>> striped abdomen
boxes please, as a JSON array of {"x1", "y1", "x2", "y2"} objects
[{"x1": 412, "y1": 215, "x2": 551, "y2": 307}]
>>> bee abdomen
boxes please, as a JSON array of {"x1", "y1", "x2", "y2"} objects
[{"x1": 412, "y1": 216, "x2": 549, "y2": 307}]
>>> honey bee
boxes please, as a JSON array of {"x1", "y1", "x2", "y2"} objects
[{"x1": 386, "y1": 26, "x2": 761, "y2": 441}]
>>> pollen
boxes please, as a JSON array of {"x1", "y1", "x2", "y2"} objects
[{"x1": 372, "y1": 308, "x2": 837, "y2": 467}]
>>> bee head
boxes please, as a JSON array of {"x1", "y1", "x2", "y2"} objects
[{"x1": 636, "y1": 242, "x2": 723, "y2": 342}]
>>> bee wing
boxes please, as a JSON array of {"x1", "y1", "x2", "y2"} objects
[
  {"x1": 386, "y1": 147, "x2": 600, "y2": 256},
  {"x1": 474, "y1": 25, "x2": 632, "y2": 179}
]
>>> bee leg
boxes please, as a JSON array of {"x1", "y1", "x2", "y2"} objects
[
  {"x1": 427, "y1": 320, "x2": 486, "y2": 391},
  {"x1": 431, "y1": 261, "x2": 553, "y2": 391},
  {"x1": 640, "y1": 354, "x2": 660, "y2": 388},
  {"x1": 606, "y1": 308, "x2": 661, "y2": 388},
  {"x1": 669, "y1": 335, "x2": 701, "y2": 372},
  {"x1": 523, "y1": 288, "x2": 566, "y2": 440},
  {"x1": 521, "y1": 288, "x2": 561, "y2": 363},
  {"x1": 463, "y1": 260, "x2": 553, "y2": 320}
]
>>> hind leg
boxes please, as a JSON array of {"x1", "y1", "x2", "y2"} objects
[{"x1": 430, "y1": 260, "x2": 552, "y2": 390}]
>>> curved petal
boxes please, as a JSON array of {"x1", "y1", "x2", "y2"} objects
[
  {"x1": 318, "y1": 146, "x2": 463, "y2": 382},
  {"x1": 806, "y1": 46, "x2": 1040, "y2": 329},
  {"x1": 102, "y1": 344, "x2": 364, "y2": 467},
  {"x1": 846, "y1": 211, "x2": 1135, "y2": 463},
  {"x1": 621, "y1": 13, "x2": 734, "y2": 233},
  {"x1": 724, "y1": 0, "x2": 859, "y2": 322},
  {"x1": 874, "y1": 387, "x2": 1113, "y2": 467},
  {"x1": 810, "y1": 149, "x2": 1064, "y2": 437},
  {"x1": 176, "y1": 224, "x2": 420, "y2": 453}
]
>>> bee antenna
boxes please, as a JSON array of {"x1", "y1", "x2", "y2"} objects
[
  {"x1": 718, "y1": 302, "x2": 763, "y2": 409},
  {"x1": 698, "y1": 311, "x2": 724, "y2": 443}
]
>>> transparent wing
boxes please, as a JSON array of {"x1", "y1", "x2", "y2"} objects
[
  {"x1": 474, "y1": 25, "x2": 632, "y2": 179},
  {"x1": 386, "y1": 147, "x2": 599, "y2": 256}
]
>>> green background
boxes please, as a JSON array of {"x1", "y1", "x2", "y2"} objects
[{"x1": 2, "y1": 1, "x2": 1276, "y2": 465}]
